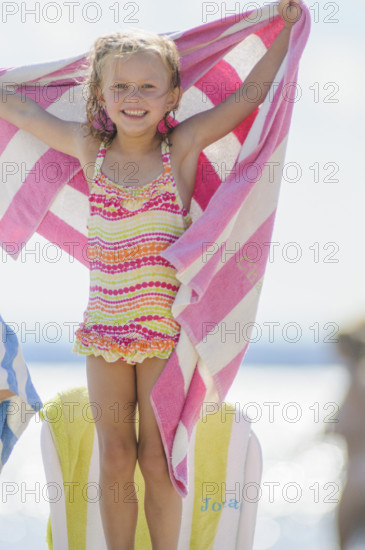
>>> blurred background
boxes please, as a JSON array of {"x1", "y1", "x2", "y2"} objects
[{"x1": 1, "y1": 0, "x2": 364, "y2": 548}]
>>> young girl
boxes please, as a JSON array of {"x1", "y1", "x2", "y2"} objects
[{"x1": 0, "y1": 1, "x2": 302, "y2": 548}]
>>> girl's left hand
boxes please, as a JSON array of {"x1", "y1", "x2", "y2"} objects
[{"x1": 277, "y1": 0, "x2": 302, "y2": 29}]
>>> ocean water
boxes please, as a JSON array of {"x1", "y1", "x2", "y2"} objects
[{"x1": 0, "y1": 362, "x2": 349, "y2": 550}]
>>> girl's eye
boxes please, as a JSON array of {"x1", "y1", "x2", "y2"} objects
[{"x1": 113, "y1": 83, "x2": 154, "y2": 91}]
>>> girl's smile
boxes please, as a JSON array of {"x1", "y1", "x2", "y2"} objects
[{"x1": 121, "y1": 109, "x2": 148, "y2": 118}]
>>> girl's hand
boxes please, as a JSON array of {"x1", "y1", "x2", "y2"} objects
[{"x1": 277, "y1": 0, "x2": 302, "y2": 29}]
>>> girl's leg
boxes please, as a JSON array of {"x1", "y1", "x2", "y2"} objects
[
  {"x1": 86, "y1": 355, "x2": 138, "y2": 550},
  {"x1": 136, "y1": 357, "x2": 182, "y2": 550}
]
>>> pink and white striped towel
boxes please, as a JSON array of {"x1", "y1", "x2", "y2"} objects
[{"x1": 0, "y1": 2, "x2": 310, "y2": 495}]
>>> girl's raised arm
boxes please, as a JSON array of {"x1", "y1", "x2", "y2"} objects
[
  {"x1": 178, "y1": 0, "x2": 302, "y2": 153},
  {"x1": 0, "y1": 87, "x2": 85, "y2": 159}
]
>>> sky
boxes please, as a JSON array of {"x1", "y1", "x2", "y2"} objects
[{"x1": 0, "y1": 0, "x2": 364, "y2": 352}]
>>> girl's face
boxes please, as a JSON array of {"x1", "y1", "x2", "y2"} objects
[{"x1": 98, "y1": 51, "x2": 181, "y2": 138}]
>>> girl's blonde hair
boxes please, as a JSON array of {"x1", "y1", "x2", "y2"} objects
[{"x1": 80, "y1": 28, "x2": 182, "y2": 148}]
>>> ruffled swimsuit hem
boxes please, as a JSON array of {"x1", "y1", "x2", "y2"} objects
[{"x1": 72, "y1": 327, "x2": 177, "y2": 364}]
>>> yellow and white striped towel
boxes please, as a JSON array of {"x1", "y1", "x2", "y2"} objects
[{"x1": 39, "y1": 386, "x2": 262, "y2": 550}]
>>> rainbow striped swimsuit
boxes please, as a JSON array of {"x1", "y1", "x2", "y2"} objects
[{"x1": 73, "y1": 138, "x2": 192, "y2": 364}]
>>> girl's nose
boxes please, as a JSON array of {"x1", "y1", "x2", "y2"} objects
[{"x1": 124, "y1": 83, "x2": 142, "y2": 102}]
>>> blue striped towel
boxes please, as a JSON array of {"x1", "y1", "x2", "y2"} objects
[{"x1": 0, "y1": 314, "x2": 42, "y2": 471}]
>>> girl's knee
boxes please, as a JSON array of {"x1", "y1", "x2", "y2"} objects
[
  {"x1": 137, "y1": 443, "x2": 169, "y2": 482},
  {"x1": 99, "y1": 439, "x2": 137, "y2": 474}
]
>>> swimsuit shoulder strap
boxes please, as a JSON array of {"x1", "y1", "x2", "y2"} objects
[
  {"x1": 93, "y1": 140, "x2": 107, "y2": 181},
  {"x1": 160, "y1": 138, "x2": 172, "y2": 174}
]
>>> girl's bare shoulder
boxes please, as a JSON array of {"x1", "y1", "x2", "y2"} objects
[
  {"x1": 169, "y1": 119, "x2": 202, "y2": 162},
  {"x1": 76, "y1": 127, "x2": 103, "y2": 190}
]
